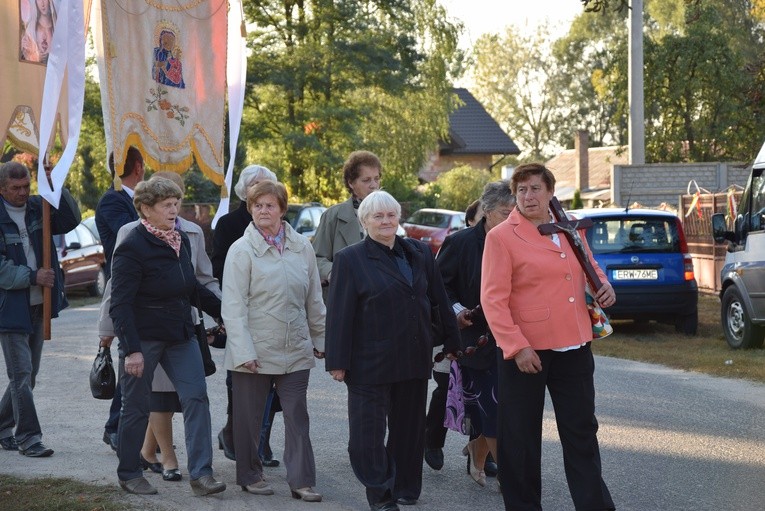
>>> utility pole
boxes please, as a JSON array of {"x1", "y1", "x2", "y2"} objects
[{"x1": 628, "y1": 0, "x2": 645, "y2": 164}]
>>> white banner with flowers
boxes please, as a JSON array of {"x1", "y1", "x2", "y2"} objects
[{"x1": 94, "y1": 0, "x2": 227, "y2": 185}]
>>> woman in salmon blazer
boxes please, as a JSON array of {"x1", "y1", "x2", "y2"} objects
[{"x1": 481, "y1": 163, "x2": 617, "y2": 511}]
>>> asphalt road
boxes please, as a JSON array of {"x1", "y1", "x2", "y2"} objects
[{"x1": 1, "y1": 305, "x2": 764, "y2": 511}]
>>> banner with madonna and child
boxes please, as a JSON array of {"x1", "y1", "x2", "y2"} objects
[{"x1": 93, "y1": 0, "x2": 246, "y2": 215}]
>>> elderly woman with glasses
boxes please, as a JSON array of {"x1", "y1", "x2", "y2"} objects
[
  {"x1": 110, "y1": 178, "x2": 225, "y2": 497},
  {"x1": 435, "y1": 181, "x2": 515, "y2": 487},
  {"x1": 325, "y1": 190, "x2": 460, "y2": 511}
]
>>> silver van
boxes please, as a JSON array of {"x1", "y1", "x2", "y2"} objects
[{"x1": 712, "y1": 142, "x2": 765, "y2": 348}]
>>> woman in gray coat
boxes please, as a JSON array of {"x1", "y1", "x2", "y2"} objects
[{"x1": 312, "y1": 150, "x2": 382, "y2": 291}]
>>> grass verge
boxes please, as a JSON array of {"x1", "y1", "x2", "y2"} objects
[
  {"x1": 0, "y1": 475, "x2": 136, "y2": 511},
  {"x1": 592, "y1": 293, "x2": 765, "y2": 383}
]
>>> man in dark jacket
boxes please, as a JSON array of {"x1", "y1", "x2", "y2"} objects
[
  {"x1": 0, "y1": 161, "x2": 81, "y2": 457},
  {"x1": 95, "y1": 146, "x2": 145, "y2": 452}
]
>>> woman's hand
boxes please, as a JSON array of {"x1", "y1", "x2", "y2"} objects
[
  {"x1": 124, "y1": 352, "x2": 144, "y2": 378},
  {"x1": 313, "y1": 348, "x2": 325, "y2": 359},
  {"x1": 514, "y1": 347, "x2": 542, "y2": 374},
  {"x1": 243, "y1": 359, "x2": 261, "y2": 373},
  {"x1": 99, "y1": 336, "x2": 114, "y2": 348},
  {"x1": 594, "y1": 282, "x2": 616, "y2": 308},
  {"x1": 330, "y1": 369, "x2": 345, "y2": 382}
]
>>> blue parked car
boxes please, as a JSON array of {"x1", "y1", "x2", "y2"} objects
[{"x1": 571, "y1": 208, "x2": 699, "y2": 335}]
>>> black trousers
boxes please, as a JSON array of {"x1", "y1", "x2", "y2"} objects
[
  {"x1": 496, "y1": 344, "x2": 614, "y2": 511},
  {"x1": 424, "y1": 370, "x2": 449, "y2": 449},
  {"x1": 347, "y1": 379, "x2": 428, "y2": 506}
]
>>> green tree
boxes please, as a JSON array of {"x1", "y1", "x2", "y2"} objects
[
  {"x1": 571, "y1": 189, "x2": 584, "y2": 209},
  {"x1": 242, "y1": 0, "x2": 462, "y2": 203},
  {"x1": 433, "y1": 165, "x2": 491, "y2": 211},
  {"x1": 551, "y1": 7, "x2": 628, "y2": 149},
  {"x1": 644, "y1": 1, "x2": 765, "y2": 161},
  {"x1": 471, "y1": 27, "x2": 559, "y2": 161}
]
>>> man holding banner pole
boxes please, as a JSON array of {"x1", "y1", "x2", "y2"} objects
[{"x1": 0, "y1": 161, "x2": 80, "y2": 458}]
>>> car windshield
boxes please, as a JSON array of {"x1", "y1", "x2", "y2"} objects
[
  {"x1": 585, "y1": 216, "x2": 681, "y2": 254},
  {"x1": 407, "y1": 211, "x2": 450, "y2": 228}
]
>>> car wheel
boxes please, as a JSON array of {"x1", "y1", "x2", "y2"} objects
[
  {"x1": 721, "y1": 286, "x2": 765, "y2": 349},
  {"x1": 88, "y1": 268, "x2": 106, "y2": 297},
  {"x1": 674, "y1": 310, "x2": 698, "y2": 336}
]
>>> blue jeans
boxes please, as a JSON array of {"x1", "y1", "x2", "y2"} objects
[
  {"x1": 117, "y1": 339, "x2": 213, "y2": 482},
  {"x1": 0, "y1": 305, "x2": 45, "y2": 450}
]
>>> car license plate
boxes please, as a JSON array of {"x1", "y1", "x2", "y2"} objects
[{"x1": 614, "y1": 269, "x2": 658, "y2": 280}]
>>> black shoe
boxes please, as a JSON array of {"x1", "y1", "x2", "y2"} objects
[
  {"x1": 484, "y1": 454, "x2": 498, "y2": 477},
  {"x1": 0, "y1": 436, "x2": 18, "y2": 451},
  {"x1": 261, "y1": 454, "x2": 280, "y2": 467},
  {"x1": 102, "y1": 430, "x2": 118, "y2": 452},
  {"x1": 140, "y1": 454, "x2": 163, "y2": 473},
  {"x1": 396, "y1": 497, "x2": 418, "y2": 505},
  {"x1": 19, "y1": 442, "x2": 53, "y2": 457},
  {"x1": 217, "y1": 429, "x2": 235, "y2": 461},
  {"x1": 162, "y1": 468, "x2": 182, "y2": 481},
  {"x1": 424, "y1": 447, "x2": 444, "y2": 470},
  {"x1": 370, "y1": 501, "x2": 400, "y2": 511}
]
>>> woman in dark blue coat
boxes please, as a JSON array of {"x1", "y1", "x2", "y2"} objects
[
  {"x1": 325, "y1": 190, "x2": 460, "y2": 511},
  {"x1": 436, "y1": 181, "x2": 515, "y2": 487},
  {"x1": 110, "y1": 178, "x2": 224, "y2": 497}
]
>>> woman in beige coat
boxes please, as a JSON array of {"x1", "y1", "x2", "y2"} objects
[{"x1": 222, "y1": 181, "x2": 325, "y2": 502}]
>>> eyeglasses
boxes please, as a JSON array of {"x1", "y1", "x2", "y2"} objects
[{"x1": 433, "y1": 334, "x2": 489, "y2": 362}]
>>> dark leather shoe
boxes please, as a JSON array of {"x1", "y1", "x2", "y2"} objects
[
  {"x1": 140, "y1": 454, "x2": 163, "y2": 474},
  {"x1": 424, "y1": 447, "x2": 443, "y2": 470},
  {"x1": 0, "y1": 436, "x2": 18, "y2": 451},
  {"x1": 19, "y1": 442, "x2": 54, "y2": 457},
  {"x1": 218, "y1": 430, "x2": 235, "y2": 461},
  {"x1": 162, "y1": 468, "x2": 182, "y2": 481},
  {"x1": 102, "y1": 431, "x2": 118, "y2": 452},
  {"x1": 396, "y1": 497, "x2": 418, "y2": 505},
  {"x1": 261, "y1": 454, "x2": 280, "y2": 467},
  {"x1": 484, "y1": 456, "x2": 498, "y2": 477},
  {"x1": 190, "y1": 475, "x2": 226, "y2": 496},
  {"x1": 370, "y1": 501, "x2": 400, "y2": 511},
  {"x1": 119, "y1": 476, "x2": 157, "y2": 495}
]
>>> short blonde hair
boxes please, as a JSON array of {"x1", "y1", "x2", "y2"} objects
[
  {"x1": 134, "y1": 178, "x2": 182, "y2": 219},
  {"x1": 246, "y1": 181, "x2": 288, "y2": 218},
  {"x1": 358, "y1": 190, "x2": 401, "y2": 228}
]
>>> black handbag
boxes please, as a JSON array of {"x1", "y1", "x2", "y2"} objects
[
  {"x1": 90, "y1": 345, "x2": 116, "y2": 400},
  {"x1": 194, "y1": 289, "x2": 217, "y2": 377},
  {"x1": 195, "y1": 317, "x2": 217, "y2": 377}
]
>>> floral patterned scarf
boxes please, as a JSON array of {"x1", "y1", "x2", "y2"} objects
[
  {"x1": 254, "y1": 221, "x2": 286, "y2": 254},
  {"x1": 142, "y1": 218, "x2": 181, "y2": 256}
]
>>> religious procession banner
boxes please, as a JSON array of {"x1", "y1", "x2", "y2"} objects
[
  {"x1": 93, "y1": 0, "x2": 228, "y2": 185},
  {"x1": 1, "y1": 0, "x2": 88, "y2": 208},
  {"x1": 0, "y1": 0, "x2": 69, "y2": 156}
]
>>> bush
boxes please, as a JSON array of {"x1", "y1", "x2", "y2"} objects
[{"x1": 432, "y1": 165, "x2": 492, "y2": 211}]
